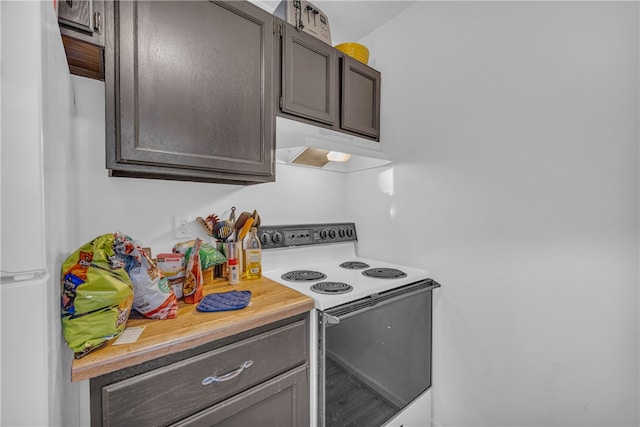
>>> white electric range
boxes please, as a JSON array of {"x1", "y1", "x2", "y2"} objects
[{"x1": 259, "y1": 223, "x2": 440, "y2": 427}]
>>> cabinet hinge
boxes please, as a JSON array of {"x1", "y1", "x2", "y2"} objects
[
  {"x1": 278, "y1": 23, "x2": 283, "y2": 38},
  {"x1": 279, "y1": 97, "x2": 283, "y2": 109}
]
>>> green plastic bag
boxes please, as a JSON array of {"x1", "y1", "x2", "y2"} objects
[{"x1": 61, "y1": 233, "x2": 134, "y2": 358}]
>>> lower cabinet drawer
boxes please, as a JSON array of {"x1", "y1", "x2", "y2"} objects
[
  {"x1": 171, "y1": 365, "x2": 309, "y2": 427},
  {"x1": 100, "y1": 320, "x2": 306, "y2": 426}
]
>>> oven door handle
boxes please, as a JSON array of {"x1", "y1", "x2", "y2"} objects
[
  {"x1": 323, "y1": 280, "x2": 440, "y2": 324},
  {"x1": 324, "y1": 293, "x2": 407, "y2": 324}
]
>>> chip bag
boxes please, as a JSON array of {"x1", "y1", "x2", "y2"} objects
[
  {"x1": 183, "y1": 238, "x2": 204, "y2": 305},
  {"x1": 61, "y1": 233, "x2": 134, "y2": 358},
  {"x1": 113, "y1": 232, "x2": 179, "y2": 319},
  {"x1": 173, "y1": 240, "x2": 226, "y2": 270}
]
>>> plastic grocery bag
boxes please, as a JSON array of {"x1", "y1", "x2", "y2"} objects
[
  {"x1": 113, "y1": 232, "x2": 179, "y2": 319},
  {"x1": 61, "y1": 233, "x2": 134, "y2": 358}
]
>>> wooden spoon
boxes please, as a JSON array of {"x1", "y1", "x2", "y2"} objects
[
  {"x1": 251, "y1": 209, "x2": 261, "y2": 227},
  {"x1": 196, "y1": 217, "x2": 214, "y2": 237},
  {"x1": 237, "y1": 217, "x2": 254, "y2": 242},
  {"x1": 235, "y1": 211, "x2": 251, "y2": 232}
]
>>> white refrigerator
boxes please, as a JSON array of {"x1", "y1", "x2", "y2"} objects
[{"x1": 1, "y1": 1, "x2": 77, "y2": 425}]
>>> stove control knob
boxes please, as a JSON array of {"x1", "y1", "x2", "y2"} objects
[
  {"x1": 320, "y1": 229, "x2": 329, "y2": 239},
  {"x1": 328, "y1": 229, "x2": 337, "y2": 239},
  {"x1": 346, "y1": 228, "x2": 354, "y2": 238},
  {"x1": 260, "y1": 233, "x2": 272, "y2": 245},
  {"x1": 272, "y1": 232, "x2": 283, "y2": 244},
  {"x1": 338, "y1": 228, "x2": 346, "y2": 238}
]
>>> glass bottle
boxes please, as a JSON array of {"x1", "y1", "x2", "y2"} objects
[{"x1": 244, "y1": 227, "x2": 262, "y2": 279}]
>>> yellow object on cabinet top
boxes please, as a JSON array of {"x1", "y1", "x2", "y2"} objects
[{"x1": 335, "y1": 42, "x2": 369, "y2": 65}]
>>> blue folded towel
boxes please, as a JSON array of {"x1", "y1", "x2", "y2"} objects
[{"x1": 196, "y1": 291, "x2": 252, "y2": 312}]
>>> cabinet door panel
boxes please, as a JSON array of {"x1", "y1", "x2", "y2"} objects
[
  {"x1": 58, "y1": 0, "x2": 93, "y2": 33},
  {"x1": 341, "y1": 56, "x2": 380, "y2": 139},
  {"x1": 172, "y1": 365, "x2": 309, "y2": 427},
  {"x1": 99, "y1": 320, "x2": 306, "y2": 427},
  {"x1": 281, "y1": 26, "x2": 336, "y2": 125},
  {"x1": 107, "y1": 0, "x2": 275, "y2": 181}
]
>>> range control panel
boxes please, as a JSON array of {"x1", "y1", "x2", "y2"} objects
[{"x1": 258, "y1": 223, "x2": 357, "y2": 250}]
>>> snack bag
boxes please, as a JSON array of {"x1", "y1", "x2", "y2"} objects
[
  {"x1": 183, "y1": 238, "x2": 204, "y2": 304},
  {"x1": 173, "y1": 240, "x2": 226, "y2": 270},
  {"x1": 198, "y1": 242, "x2": 227, "y2": 270},
  {"x1": 157, "y1": 253, "x2": 185, "y2": 300},
  {"x1": 61, "y1": 233, "x2": 134, "y2": 358},
  {"x1": 113, "y1": 232, "x2": 178, "y2": 319}
]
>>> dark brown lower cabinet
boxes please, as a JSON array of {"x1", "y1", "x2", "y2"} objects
[
  {"x1": 174, "y1": 366, "x2": 308, "y2": 427},
  {"x1": 90, "y1": 315, "x2": 310, "y2": 427}
]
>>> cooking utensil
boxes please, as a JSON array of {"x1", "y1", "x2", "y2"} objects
[
  {"x1": 229, "y1": 207, "x2": 236, "y2": 224},
  {"x1": 196, "y1": 217, "x2": 214, "y2": 237},
  {"x1": 237, "y1": 217, "x2": 254, "y2": 242},
  {"x1": 206, "y1": 214, "x2": 220, "y2": 229},
  {"x1": 251, "y1": 209, "x2": 261, "y2": 227},
  {"x1": 235, "y1": 211, "x2": 251, "y2": 232},
  {"x1": 213, "y1": 220, "x2": 234, "y2": 242}
]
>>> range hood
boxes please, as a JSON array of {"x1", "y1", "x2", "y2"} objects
[{"x1": 275, "y1": 117, "x2": 392, "y2": 173}]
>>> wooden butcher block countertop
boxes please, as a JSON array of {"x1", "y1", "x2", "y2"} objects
[{"x1": 71, "y1": 273, "x2": 314, "y2": 382}]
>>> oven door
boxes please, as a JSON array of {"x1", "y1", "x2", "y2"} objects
[{"x1": 318, "y1": 280, "x2": 439, "y2": 427}]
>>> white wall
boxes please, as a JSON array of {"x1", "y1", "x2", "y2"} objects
[
  {"x1": 71, "y1": 76, "x2": 349, "y2": 255},
  {"x1": 349, "y1": 2, "x2": 639, "y2": 426}
]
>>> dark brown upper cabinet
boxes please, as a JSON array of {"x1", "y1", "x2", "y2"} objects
[
  {"x1": 58, "y1": 0, "x2": 105, "y2": 80},
  {"x1": 340, "y1": 55, "x2": 381, "y2": 139},
  {"x1": 105, "y1": 0, "x2": 276, "y2": 185},
  {"x1": 280, "y1": 24, "x2": 337, "y2": 126},
  {"x1": 277, "y1": 20, "x2": 381, "y2": 141},
  {"x1": 58, "y1": 0, "x2": 104, "y2": 44}
]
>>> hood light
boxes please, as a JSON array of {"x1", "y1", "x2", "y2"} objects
[{"x1": 327, "y1": 151, "x2": 351, "y2": 162}]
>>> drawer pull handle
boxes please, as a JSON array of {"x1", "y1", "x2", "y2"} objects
[{"x1": 201, "y1": 360, "x2": 253, "y2": 386}]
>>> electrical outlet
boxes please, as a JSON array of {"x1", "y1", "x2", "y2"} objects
[{"x1": 174, "y1": 214, "x2": 193, "y2": 239}]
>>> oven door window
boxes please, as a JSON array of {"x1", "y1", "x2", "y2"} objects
[{"x1": 319, "y1": 285, "x2": 433, "y2": 427}]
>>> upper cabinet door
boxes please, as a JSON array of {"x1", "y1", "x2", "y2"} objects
[
  {"x1": 340, "y1": 55, "x2": 381, "y2": 139},
  {"x1": 58, "y1": 0, "x2": 94, "y2": 33},
  {"x1": 106, "y1": 1, "x2": 275, "y2": 184},
  {"x1": 281, "y1": 25, "x2": 336, "y2": 125},
  {"x1": 58, "y1": 0, "x2": 106, "y2": 80}
]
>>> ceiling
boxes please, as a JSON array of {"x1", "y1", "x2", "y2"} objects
[{"x1": 255, "y1": 1, "x2": 416, "y2": 45}]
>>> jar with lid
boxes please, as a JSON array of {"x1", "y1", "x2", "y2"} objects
[{"x1": 244, "y1": 227, "x2": 262, "y2": 279}]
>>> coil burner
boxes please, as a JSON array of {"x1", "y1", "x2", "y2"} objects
[
  {"x1": 339, "y1": 261, "x2": 370, "y2": 270},
  {"x1": 311, "y1": 282, "x2": 353, "y2": 295},
  {"x1": 281, "y1": 270, "x2": 327, "y2": 282},
  {"x1": 362, "y1": 268, "x2": 407, "y2": 279}
]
